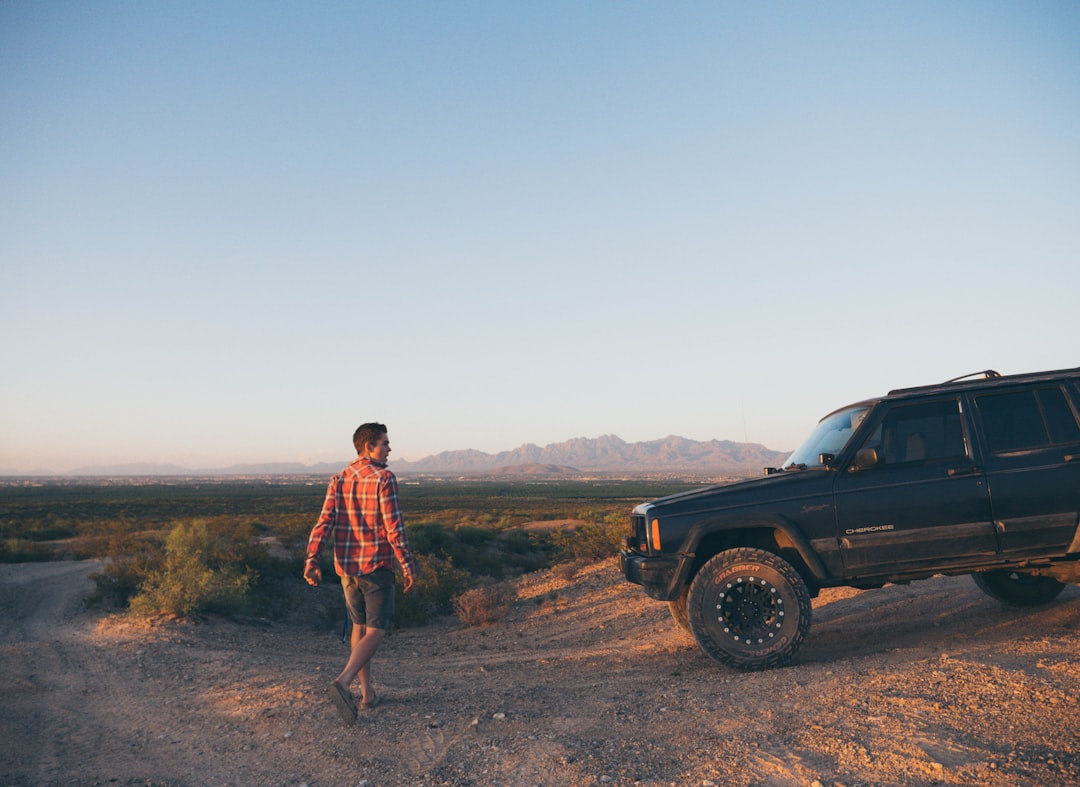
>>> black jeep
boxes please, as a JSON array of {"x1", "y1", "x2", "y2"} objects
[{"x1": 620, "y1": 367, "x2": 1080, "y2": 670}]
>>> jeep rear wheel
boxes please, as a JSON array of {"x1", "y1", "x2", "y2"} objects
[
  {"x1": 972, "y1": 570, "x2": 1066, "y2": 606},
  {"x1": 687, "y1": 548, "x2": 812, "y2": 671}
]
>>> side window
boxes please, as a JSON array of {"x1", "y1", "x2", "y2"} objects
[
  {"x1": 977, "y1": 391, "x2": 1046, "y2": 452},
  {"x1": 859, "y1": 399, "x2": 967, "y2": 465},
  {"x1": 1039, "y1": 387, "x2": 1080, "y2": 444},
  {"x1": 977, "y1": 386, "x2": 1080, "y2": 452}
]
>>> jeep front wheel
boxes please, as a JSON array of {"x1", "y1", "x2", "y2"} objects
[
  {"x1": 972, "y1": 570, "x2": 1066, "y2": 606},
  {"x1": 687, "y1": 548, "x2": 812, "y2": 671},
  {"x1": 669, "y1": 585, "x2": 691, "y2": 633}
]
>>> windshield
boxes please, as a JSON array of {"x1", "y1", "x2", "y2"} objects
[{"x1": 782, "y1": 404, "x2": 872, "y2": 469}]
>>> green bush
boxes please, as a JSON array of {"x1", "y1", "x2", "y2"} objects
[
  {"x1": 126, "y1": 520, "x2": 266, "y2": 619},
  {"x1": 0, "y1": 538, "x2": 53, "y2": 562},
  {"x1": 406, "y1": 521, "x2": 453, "y2": 553},
  {"x1": 395, "y1": 553, "x2": 470, "y2": 627},
  {"x1": 550, "y1": 520, "x2": 625, "y2": 563},
  {"x1": 455, "y1": 525, "x2": 492, "y2": 546},
  {"x1": 404, "y1": 520, "x2": 548, "y2": 580},
  {"x1": 89, "y1": 528, "x2": 166, "y2": 607},
  {"x1": 270, "y1": 512, "x2": 320, "y2": 554},
  {"x1": 500, "y1": 528, "x2": 538, "y2": 553}
]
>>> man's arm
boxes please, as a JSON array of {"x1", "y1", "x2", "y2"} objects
[
  {"x1": 304, "y1": 477, "x2": 339, "y2": 586},
  {"x1": 379, "y1": 473, "x2": 416, "y2": 593}
]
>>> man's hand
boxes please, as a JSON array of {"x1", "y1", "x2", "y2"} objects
[
  {"x1": 303, "y1": 563, "x2": 322, "y2": 587},
  {"x1": 402, "y1": 573, "x2": 415, "y2": 594}
]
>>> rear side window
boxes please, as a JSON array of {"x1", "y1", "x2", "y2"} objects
[
  {"x1": 976, "y1": 387, "x2": 1080, "y2": 452},
  {"x1": 1040, "y1": 387, "x2": 1080, "y2": 443}
]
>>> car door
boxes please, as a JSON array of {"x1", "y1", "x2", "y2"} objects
[
  {"x1": 833, "y1": 397, "x2": 996, "y2": 575},
  {"x1": 972, "y1": 383, "x2": 1080, "y2": 556}
]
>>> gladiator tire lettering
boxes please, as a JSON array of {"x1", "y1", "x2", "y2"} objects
[{"x1": 713, "y1": 564, "x2": 762, "y2": 584}]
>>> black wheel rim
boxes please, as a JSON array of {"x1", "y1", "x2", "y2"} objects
[
  {"x1": 1004, "y1": 571, "x2": 1036, "y2": 585},
  {"x1": 715, "y1": 576, "x2": 784, "y2": 645}
]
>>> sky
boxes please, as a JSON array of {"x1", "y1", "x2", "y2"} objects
[{"x1": 2, "y1": 1, "x2": 1079, "y2": 474}]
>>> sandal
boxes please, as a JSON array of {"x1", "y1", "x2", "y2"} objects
[{"x1": 328, "y1": 680, "x2": 358, "y2": 724}]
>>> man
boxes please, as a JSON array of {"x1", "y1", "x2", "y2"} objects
[{"x1": 304, "y1": 422, "x2": 416, "y2": 724}]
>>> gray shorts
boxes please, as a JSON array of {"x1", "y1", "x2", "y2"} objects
[{"x1": 341, "y1": 569, "x2": 395, "y2": 630}]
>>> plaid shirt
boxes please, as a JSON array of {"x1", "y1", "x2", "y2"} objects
[{"x1": 305, "y1": 457, "x2": 416, "y2": 579}]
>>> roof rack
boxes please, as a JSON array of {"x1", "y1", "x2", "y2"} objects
[
  {"x1": 887, "y1": 366, "x2": 1080, "y2": 397},
  {"x1": 943, "y1": 370, "x2": 1001, "y2": 384}
]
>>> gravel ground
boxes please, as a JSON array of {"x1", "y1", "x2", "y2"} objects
[{"x1": 1, "y1": 559, "x2": 1079, "y2": 786}]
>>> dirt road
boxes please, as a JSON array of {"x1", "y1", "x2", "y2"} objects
[{"x1": 1, "y1": 559, "x2": 1079, "y2": 786}]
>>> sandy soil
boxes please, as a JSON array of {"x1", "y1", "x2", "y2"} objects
[{"x1": 1, "y1": 558, "x2": 1079, "y2": 787}]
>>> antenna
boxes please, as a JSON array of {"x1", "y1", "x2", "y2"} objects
[{"x1": 741, "y1": 389, "x2": 752, "y2": 478}]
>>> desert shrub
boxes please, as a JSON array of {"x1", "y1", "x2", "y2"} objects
[
  {"x1": 0, "y1": 538, "x2": 53, "y2": 563},
  {"x1": 404, "y1": 521, "x2": 547, "y2": 579},
  {"x1": 89, "y1": 528, "x2": 167, "y2": 607},
  {"x1": 552, "y1": 561, "x2": 579, "y2": 582},
  {"x1": 453, "y1": 582, "x2": 516, "y2": 626},
  {"x1": 53, "y1": 536, "x2": 105, "y2": 561},
  {"x1": 395, "y1": 553, "x2": 470, "y2": 627},
  {"x1": 270, "y1": 512, "x2": 320, "y2": 554},
  {"x1": 500, "y1": 528, "x2": 537, "y2": 553},
  {"x1": 406, "y1": 521, "x2": 452, "y2": 553},
  {"x1": 242, "y1": 553, "x2": 307, "y2": 621},
  {"x1": 127, "y1": 520, "x2": 265, "y2": 619},
  {"x1": 455, "y1": 524, "x2": 491, "y2": 546},
  {"x1": 551, "y1": 520, "x2": 625, "y2": 563}
]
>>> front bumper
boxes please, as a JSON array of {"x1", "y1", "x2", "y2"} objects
[{"x1": 619, "y1": 550, "x2": 682, "y2": 601}]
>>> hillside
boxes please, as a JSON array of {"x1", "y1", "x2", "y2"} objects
[{"x1": 2, "y1": 559, "x2": 1078, "y2": 785}]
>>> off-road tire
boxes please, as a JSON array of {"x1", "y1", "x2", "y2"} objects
[
  {"x1": 669, "y1": 585, "x2": 691, "y2": 633},
  {"x1": 972, "y1": 570, "x2": 1066, "y2": 606},
  {"x1": 687, "y1": 547, "x2": 812, "y2": 671}
]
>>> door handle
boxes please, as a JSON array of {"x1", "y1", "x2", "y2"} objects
[
  {"x1": 1066, "y1": 454, "x2": 1079, "y2": 463},
  {"x1": 948, "y1": 466, "x2": 982, "y2": 476}
]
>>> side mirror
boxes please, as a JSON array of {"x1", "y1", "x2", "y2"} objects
[
  {"x1": 818, "y1": 452, "x2": 836, "y2": 469},
  {"x1": 850, "y1": 447, "x2": 880, "y2": 472}
]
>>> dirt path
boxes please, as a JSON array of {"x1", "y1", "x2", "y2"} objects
[{"x1": 1, "y1": 559, "x2": 1079, "y2": 786}]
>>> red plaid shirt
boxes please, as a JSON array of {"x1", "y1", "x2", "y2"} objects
[{"x1": 305, "y1": 457, "x2": 416, "y2": 579}]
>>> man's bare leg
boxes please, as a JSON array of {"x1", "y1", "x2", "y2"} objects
[
  {"x1": 336, "y1": 623, "x2": 385, "y2": 706},
  {"x1": 348, "y1": 622, "x2": 374, "y2": 702}
]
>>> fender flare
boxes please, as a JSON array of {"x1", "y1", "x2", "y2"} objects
[{"x1": 673, "y1": 515, "x2": 831, "y2": 588}]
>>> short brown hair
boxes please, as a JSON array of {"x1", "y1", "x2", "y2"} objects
[{"x1": 353, "y1": 422, "x2": 387, "y2": 455}]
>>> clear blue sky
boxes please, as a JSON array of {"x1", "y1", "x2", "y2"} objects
[{"x1": 2, "y1": 1, "x2": 1078, "y2": 474}]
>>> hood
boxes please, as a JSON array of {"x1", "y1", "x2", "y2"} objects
[{"x1": 640, "y1": 467, "x2": 833, "y2": 516}]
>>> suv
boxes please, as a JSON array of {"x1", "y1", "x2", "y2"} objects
[{"x1": 620, "y1": 367, "x2": 1080, "y2": 670}]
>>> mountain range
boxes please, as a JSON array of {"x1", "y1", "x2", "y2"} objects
[
  {"x1": 49, "y1": 434, "x2": 790, "y2": 478},
  {"x1": 392, "y1": 434, "x2": 789, "y2": 475}
]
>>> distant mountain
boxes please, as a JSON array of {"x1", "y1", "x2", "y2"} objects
[
  {"x1": 46, "y1": 435, "x2": 790, "y2": 478},
  {"x1": 63, "y1": 461, "x2": 342, "y2": 478},
  {"x1": 392, "y1": 434, "x2": 789, "y2": 476},
  {"x1": 68, "y1": 462, "x2": 193, "y2": 476},
  {"x1": 490, "y1": 463, "x2": 581, "y2": 476}
]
